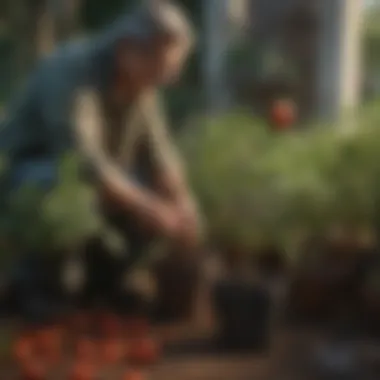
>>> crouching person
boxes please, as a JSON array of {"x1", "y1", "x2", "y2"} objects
[{"x1": 0, "y1": 0, "x2": 202, "y2": 348}]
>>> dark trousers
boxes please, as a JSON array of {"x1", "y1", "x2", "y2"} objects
[{"x1": 78, "y1": 209, "x2": 154, "y2": 316}]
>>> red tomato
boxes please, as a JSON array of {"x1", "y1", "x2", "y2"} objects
[
  {"x1": 100, "y1": 339, "x2": 125, "y2": 365},
  {"x1": 70, "y1": 361, "x2": 96, "y2": 380},
  {"x1": 125, "y1": 317, "x2": 149, "y2": 338},
  {"x1": 127, "y1": 337, "x2": 160, "y2": 365},
  {"x1": 75, "y1": 338, "x2": 97, "y2": 361},
  {"x1": 99, "y1": 313, "x2": 122, "y2": 336},
  {"x1": 13, "y1": 336, "x2": 34, "y2": 362},
  {"x1": 20, "y1": 359, "x2": 46, "y2": 380},
  {"x1": 122, "y1": 369, "x2": 146, "y2": 380},
  {"x1": 271, "y1": 99, "x2": 297, "y2": 130},
  {"x1": 35, "y1": 326, "x2": 62, "y2": 352},
  {"x1": 71, "y1": 313, "x2": 92, "y2": 333}
]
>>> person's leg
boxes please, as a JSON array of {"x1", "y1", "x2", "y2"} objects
[
  {"x1": 98, "y1": 168, "x2": 158, "y2": 317},
  {"x1": 95, "y1": 208, "x2": 154, "y2": 316}
]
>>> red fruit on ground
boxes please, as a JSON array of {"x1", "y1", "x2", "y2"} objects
[
  {"x1": 100, "y1": 339, "x2": 125, "y2": 365},
  {"x1": 70, "y1": 361, "x2": 96, "y2": 380},
  {"x1": 13, "y1": 337, "x2": 34, "y2": 362},
  {"x1": 127, "y1": 337, "x2": 160, "y2": 365},
  {"x1": 45, "y1": 345, "x2": 62, "y2": 366},
  {"x1": 100, "y1": 313, "x2": 122, "y2": 336},
  {"x1": 122, "y1": 369, "x2": 146, "y2": 380},
  {"x1": 75, "y1": 338, "x2": 97, "y2": 361},
  {"x1": 125, "y1": 317, "x2": 149, "y2": 338},
  {"x1": 71, "y1": 312, "x2": 92, "y2": 334},
  {"x1": 20, "y1": 359, "x2": 46, "y2": 380},
  {"x1": 35, "y1": 327, "x2": 62, "y2": 353},
  {"x1": 271, "y1": 99, "x2": 297, "y2": 130}
]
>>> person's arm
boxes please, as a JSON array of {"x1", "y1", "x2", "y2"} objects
[
  {"x1": 140, "y1": 91, "x2": 203, "y2": 245},
  {"x1": 141, "y1": 90, "x2": 193, "y2": 204},
  {"x1": 73, "y1": 88, "x2": 166, "y2": 223}
]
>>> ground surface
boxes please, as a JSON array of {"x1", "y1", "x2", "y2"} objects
[
  {"x1": 1, "y1": 324, "x2": 380, "y2": 379},
  {"x1": 152, "y1": 354, "x2": 271, "y2": 380}
]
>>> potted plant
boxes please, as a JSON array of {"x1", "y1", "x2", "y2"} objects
[
  {"x1": 287, "y1": 237, "x2": 341, "y2": 321},
  {"x1": 203, "y1": 238, "x2": 272, "y2": 352},
  {"x1": 178, "y1": 103, "x2": 380, "y2": 344},
  {"x1": 361, "y1": 262, "x2": 380, "y2": 333},
  {"x1": 212, "y1": 267, "x2": 272, "y2": 352}
]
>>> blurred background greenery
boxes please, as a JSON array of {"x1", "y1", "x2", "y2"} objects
[
  {"x1": 1, "y1": 2, "x2": 380, "y2": 360},
  {"x1": 0, "y1": 0, "x2": 379, "y2": 260}
]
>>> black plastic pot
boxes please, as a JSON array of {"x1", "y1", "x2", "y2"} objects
[{"x1": 212, "y1": 279, "x2": 272, "y2": 352}]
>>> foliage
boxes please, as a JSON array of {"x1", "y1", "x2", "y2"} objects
[
  {"x1": 82, "y1": 0, "x2": 137, "y2": 31},
  {"x1": 364, "y1": 5, "x2": 380, "y2": 71},
  {"x1": 1, "y1": 154, "x2": 104, "y2": 256},
  {"x1": 179, "y1": 101, "x2": 380, "y2": 250},
  {"x1": 40, "y1": 154, "x2": 104, "y2": 250}
]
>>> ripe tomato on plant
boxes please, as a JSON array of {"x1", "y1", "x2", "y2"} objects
[{"x1": 270, "y1": 98, "x2": 297, "y2": 130}]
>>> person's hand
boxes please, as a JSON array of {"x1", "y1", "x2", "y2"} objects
[
  {"x1": 145, "y1": 199, "x2": 183, "y2": 239},
  {"x1": 146, "y1": 197, "x2": 203, "y2": 249},
  {"x1": 98, "y1": 185, "x2": 181, "y2": 238}
]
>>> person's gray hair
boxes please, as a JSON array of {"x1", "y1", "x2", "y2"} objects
[
  {"x1": 146, "y1": 0, "x2": 196, "y2": 49},
  {"x1": 123, "y1": 0, "x2": 196, "y2": 52},
  {"x1": 88, "y1": 1, "x2": 196, "y2": 86}
]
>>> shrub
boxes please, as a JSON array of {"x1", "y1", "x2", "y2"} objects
[
  {"x1": 179, "y1": 101, "x2": 380, "y2": 252},
  {"x1": 0, "y1": 154, "x2": 104, "y2": 257}
]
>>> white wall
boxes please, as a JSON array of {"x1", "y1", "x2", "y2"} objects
[
  {"x1": 316, "y1": 0, "x2": 363, "y2": 121},
  {"x1": 203, "y1": 0, "x2": 250, "y2": 111}
]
